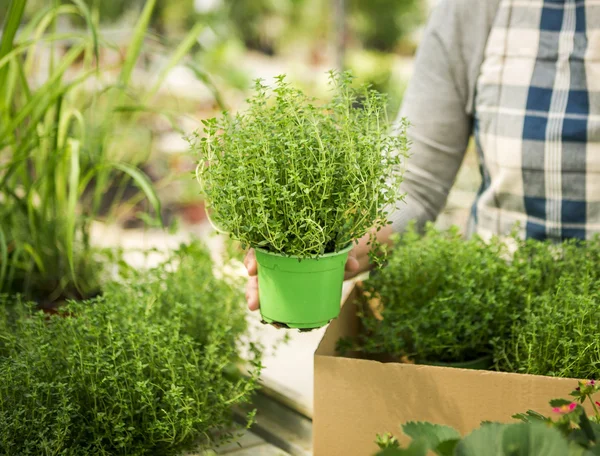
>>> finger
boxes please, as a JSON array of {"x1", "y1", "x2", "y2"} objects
[
  {"x1": 245, "y1": 275, "x2": 260, "y2": 311},
  {"x1": 345, "y1": 251, "x2": 360, "y2": 272},
  {"x1": 344, "y1": 251, "x2": 360, "y2": 280},
  {"x1": 243, "y1": 249, "x2": 258, "y2": 276}
]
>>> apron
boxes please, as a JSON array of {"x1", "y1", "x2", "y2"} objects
[{"x1": 473, "y1": 0, "x2": 600, "y2": 241}]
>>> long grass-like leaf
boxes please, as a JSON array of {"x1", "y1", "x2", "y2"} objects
[
  {"x1": 111, "y1": 162, "x2": 163, "y2": 226},
  {"x1": 66, "y1": 139, "x2": 81, "y2": 284},
  {"x1": 0, "y1": 0, "x2": 26, "y2": 89},
  {"x1": 144, "y1": 22, "x2": 205, "y2": 101},
  {"x1": 0, "y1": 225, "x2": 8, "y2": 290},
  {"x1": 0, "y1": 57, "x2": 93, "y2": 145},
  {"x1": 186, "y1": 61, "x2": 228, "y2": 111},
  {"x1": 70, "y1": 0, "x2": 99, "y2": 64},
  {"x1": 22, "y1": 243, "x2": 46, "y2": 274},
  {"x1": 119, "y1": 0, "x2": 157, "y2": 86}
]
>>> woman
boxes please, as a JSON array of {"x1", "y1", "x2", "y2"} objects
[{"x1": 245, "y1": 0, "x2": 600, "y2": 309}]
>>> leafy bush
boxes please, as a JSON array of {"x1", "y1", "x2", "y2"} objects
[
  {"x1": 0, "y1": 241, "x2": 261, "y2": 455},
  {"x1": 191, "y1": 71, "x2": 408, "y2": 258},
  {"x1": 346, "y1": 224, "x2": 520, "y2": 364},
  {"x1": 375, "y1": 382, "x2": 600, "y2": 456},
  {"x1": 492, "y1": 236, "x2": 600, "y2": 378},
  {"x1": 494, "y1": 275, "x2": 600, "y2": 379}
]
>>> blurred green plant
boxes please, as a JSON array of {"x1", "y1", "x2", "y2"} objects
[
  {"x1": 0, "y1": 0, "x2": 209, "y2": 302},
  {"x1": 348, "y1": 0, "x2": 424, "y2": 53}
]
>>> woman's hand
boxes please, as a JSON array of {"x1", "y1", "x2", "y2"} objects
[{"x1": 243, "y1": 225, "x2": 393, "y2": 311}]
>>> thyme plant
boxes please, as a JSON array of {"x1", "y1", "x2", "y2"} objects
[
  {"x1": 191, "y1": 71, "x2": 408, "y2": 257},
  {"x1": 0, "y1": 241, "x2": 261, "y2": 455},
  {"x1": 346, "y1": 224, "x2": 519, "y2": 364}
]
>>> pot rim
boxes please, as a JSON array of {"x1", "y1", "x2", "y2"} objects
[{"x1": 255, "y1": 243, "x2": 353, "y2": 259}]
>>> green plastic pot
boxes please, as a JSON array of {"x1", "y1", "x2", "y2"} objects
[{"x1": 255, "y1": 244, "x2": 353, "y2": 329}]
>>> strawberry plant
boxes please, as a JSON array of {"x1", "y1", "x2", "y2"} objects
[{"x1": 375, "y1": 382, "x2": 600, "y2": 456}]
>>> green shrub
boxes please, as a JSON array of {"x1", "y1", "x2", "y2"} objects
[
  {"x1": 494, "y1": 275, "x2": 600, "y2": 379},
  {"x1": 348, "y1": 224, "x2": 519, "y2": 364},
  {"x1": 346, "y1": 223, "x2": 600, "y2": 378},
  {"x1": 492, "y1": 236, "x2": 600, "y2": 378},
  {"x1": 191, "y1": 71, "x2": 408, "y2": 258},
  {"x1": 0, "y1": 241, "x2": 261, "y2": 455}
]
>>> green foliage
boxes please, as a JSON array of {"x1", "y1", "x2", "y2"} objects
[
  {"x1": 348, "y1": 0, "x2": 424, "y2": 52},
  {"x1": 0, "y1": 241, "x2": 261, "y2": 455},
  {"x1": 376, "y1": 422, "x2": 587, "y2": 456},
  {"x1": 346, "y1": 222, "x2": 600, "y2": 377},
  {"x1": 191, "y1": 71, "x2": 408, "y2": 258},
  {"x1": 375, "y1": 383, "x2": 600, "y2": 456},
  {"x1": 0, "y1": 0, "x2": 208, "y2": 301},
  {"x1": 348, "y1": 223, "x2": 519, "y2": 364},
  {"x1": 494, "y1": 237, "x2": 600, "y2": 378}
]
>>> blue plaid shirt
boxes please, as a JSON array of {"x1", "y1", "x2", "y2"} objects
[{"x1": 473, "y1": 0, "x2": 600, "y2": 241}]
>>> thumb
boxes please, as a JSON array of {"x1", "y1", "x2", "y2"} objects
[{"x1": 345, "y1": 250, "x2": 360, "y2": 274}]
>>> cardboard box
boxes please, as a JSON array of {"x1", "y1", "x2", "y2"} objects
[{"x1": 313, "y1": 286, "x2": 586, "y2": 456}]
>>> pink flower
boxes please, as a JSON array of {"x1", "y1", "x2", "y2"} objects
[
  {"x1": 587, "y1": 380, "x2": 596, "y2": 386},
  {"x1": 553, "y1": 403, "x2": 577, "y2": 414},
  {"x1": 595, "y1": 401, "x2": 600, "y2": 408}
]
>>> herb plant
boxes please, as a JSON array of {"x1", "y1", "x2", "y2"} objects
[
  {"x1": 191, "y1": 71, "x2": 408, "y2": 258},
  {"x1": 0, "y1": 241, "x2": 261, "y2": 455},
  {"x1": 494, "y1": 275, "x2": 600, "y2": 379},
  {"x1": 347, "y1": 223, "x2": 519, "y2": 364},
  {"x1": 345, "y1": 223, "x2": 600, "y2": 378}
]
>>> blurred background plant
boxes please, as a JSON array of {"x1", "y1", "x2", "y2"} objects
[{"x1": 0, "y1": 0, "x2": 218, "y2": 303}]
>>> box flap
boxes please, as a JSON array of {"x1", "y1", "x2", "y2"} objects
[{"x1": 315, "y1": 283, "x2": 360, "y2": 357}]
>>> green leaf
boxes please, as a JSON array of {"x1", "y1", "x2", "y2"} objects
[
  {"x1": 455, "y1": 422, "x2": 571, "y2": 456},
  {"x1": 435, "y1": 439, "x2": 459, "y2": 456},
  {"x1": 376, "y1": 439, "x2": 430, "y2": 456},
  {"x1": 0, "y1": 225, "x2": 7, "y2": 289},
  {"x1": 578, "y1": 410, "x2": 598, "y2": 444},
  {"x1": 144, "y1": 22, "x2": 205, "y2": 101},
  {"x1": 0, "y1": 0, "x2": 26, "y2": 90},
  {"x1": 69, "y1": 0, "x2": 99, "y2": 65},
  {"x1": 187, "y1": 62, "x2": 228, "y2": 111},
  {"x1": 119, "y1": 0, "x2": 156, "y2": 86},
  {"x1": 66, "y1": 139, "x2": 81, "y2": 285},
  {"x1": 550, "y1": 399, "x2": 574, "y2": 408},
  {"x1": 110, "y1": 162, "x2": 162, "y2": 226},
  {"x1": 401, "y1": 422, "x2": 460, "y2": 452}
]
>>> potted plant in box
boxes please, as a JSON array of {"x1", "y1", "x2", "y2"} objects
[
  {"x1": 341, "y1": 224, "x2": 521, "y2": 368},
  {"x1": 190, "y1": 71, "x2": 408, "y2": 329}
]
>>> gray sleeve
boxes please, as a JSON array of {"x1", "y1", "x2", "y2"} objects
[{"x1": 388, "y1": 0, "x2": 493, "y2": 232}]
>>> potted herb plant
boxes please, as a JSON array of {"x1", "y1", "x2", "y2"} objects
[
  {"x1": 190, "y1": 71, "x2": 408, "y2": 329},
  {"x1": 343, "y1": 224, "x2": 520, "y2": 368}
]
